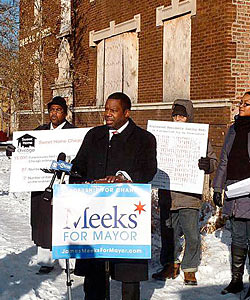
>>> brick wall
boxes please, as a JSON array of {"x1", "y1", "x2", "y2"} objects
[
  {"x1": 18, "y1": 0, "x2": 237, "y2": 155},
  {"x1": 191, "y1": 0, "x2": 236, "y2": 100},
  {"x1": 232, "y1": 0, "x2": 250, "y2": 103},
  {"x1": 19, "y1": 0, "x2": 60, "y2": 122}
]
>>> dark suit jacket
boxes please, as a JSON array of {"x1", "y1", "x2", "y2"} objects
[
  {"x1": 71, "y1": 118, "x2": 157, "y2": 183},
  {"x1": 31, "y1": 120, "x2": 76, "y2": 249},
  {"x1": 71, "y1": 118, "x2": 157, "y2": 281}
]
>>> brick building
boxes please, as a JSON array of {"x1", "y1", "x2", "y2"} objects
[{"x1": 18, "y1": 0, "x2": 250, "y2": 157}]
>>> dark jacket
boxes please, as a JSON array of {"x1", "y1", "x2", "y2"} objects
[
  {"x1": 70, "y1": 118, "x2": 157, "y2": 281},
  {"x1": 31, "y1": 120, "x2": 75, "y2": 249},
  {"x1": 159, "y1": 99, "x2": 217, "y2": 210},
  {"x1": 71, "y1": 119, "x2": 157, "y2": 183},
  {"x1": 213, "y1": 124, "x2": 250, "y2": 219}
]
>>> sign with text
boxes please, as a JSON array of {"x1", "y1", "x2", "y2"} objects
[
  {"x1": 9, "y1": 128, "x2": 90, "y2": 192},
  {"x1": 147, "y1": 120, "x2": 209, "y2": 194},
  {"x1": 52, "y1": 183, "x2": 151, "y2": 259}
]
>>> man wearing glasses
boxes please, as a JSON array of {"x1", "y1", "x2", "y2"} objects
[{"x1": 6, "y1": 96, "x2": 75, "y2": 274}]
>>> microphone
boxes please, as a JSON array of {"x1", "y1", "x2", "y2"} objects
[
  {"x1": 58, "y1": 155, "x2": 71, "y2": 184},
  {"x1": 43, "y1": 152, "x2": 66, "y2": 202}
]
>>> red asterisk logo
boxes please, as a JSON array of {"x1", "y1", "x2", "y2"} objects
[{"x1": 134, "y1": 201, "x2": 146, "y2": 215}]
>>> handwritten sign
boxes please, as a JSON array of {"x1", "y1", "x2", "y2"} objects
[{"x1": 147, "y1": 120, "x2": 208, "y2": 194}]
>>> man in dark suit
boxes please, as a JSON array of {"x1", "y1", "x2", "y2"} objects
[
  {"x1": 7, "y1": 96, "x2": 75, "y2": 274},
  {"x1": 70, "y1": 92, "x2": 157, "y2": 300}
]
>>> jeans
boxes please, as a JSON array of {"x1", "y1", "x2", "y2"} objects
[
  {"x1": 160, "y1": 207, "x2": 200, "y2": 272},
  {"x1": 230, "y1": 217, "x2": 250, "y2": 249}
]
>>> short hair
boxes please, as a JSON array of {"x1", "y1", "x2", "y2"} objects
[
  {"x1": 244, "y1": 91, "x2": 250, "y2": 97},
  {"x1": 107, "y1": 92, "x2": 131, "y2": 111}
]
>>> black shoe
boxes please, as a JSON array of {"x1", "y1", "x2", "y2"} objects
[
  {"x1": 221, "y1": 244, "x2": 247, "y2": 295},
  {"x1": 37, "y1": 266, "x2": 54, "y2": 274},
  {"x1": 221, "y1": 280, "x2": 243, "y2": 295}
]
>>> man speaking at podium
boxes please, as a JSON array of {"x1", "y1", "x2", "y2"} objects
[{"x1": 70, "y1": 92, "x2": 157, "y2": 300}]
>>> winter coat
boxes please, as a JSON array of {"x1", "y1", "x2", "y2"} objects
[
  {"x1": 70, "y1": 118, "x2": 157, "y2": 281},
  {"x1": 71, "y1": 118, "x2": 157, "y2": 184},
  {"x1": 31, "y1": 120, "x2": 76, "y2": 249},
  {"x1": 159, "y1": 99, "x2": 217, "y2": 210},
  {"x1": 213, "y1": 124, "x2": 250, "y2": 219}
]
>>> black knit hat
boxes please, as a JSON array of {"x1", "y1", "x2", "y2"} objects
[
  {"x1": 47, "y1": 96, "x2": 67, "y2": 114},
  {"x1": 172, "y1": 104, "x2": 187, "y2": 117}
]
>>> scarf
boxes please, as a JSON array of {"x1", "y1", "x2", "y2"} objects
[{"x1": 227, "y1": 116, "x2": 250, "y2": 180}]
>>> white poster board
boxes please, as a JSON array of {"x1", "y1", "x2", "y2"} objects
[
  {"x1": 225, "y1": 178, "x2": 250, "y2": 198},
  {"x1": 52, "y1": 183, "x2": 151, "y2": 259},
  {"x1": 9, "y1": 128, "x2": 90, "y2": 192},
  {"x1": 147, "y1": 120, "x2": 209, "y2": 194}
]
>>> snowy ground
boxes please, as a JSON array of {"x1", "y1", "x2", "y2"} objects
[{"x1": 0, "y1": 151, "x2": 249, "y2": 300}]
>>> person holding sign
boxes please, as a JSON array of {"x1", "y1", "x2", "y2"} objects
[
  {"x1": 6, "y1": 96, "x2": 76, "y2": 274},
  {"x1": 152, "y1": 99, "x2": 217, "y2": 285},
  {"x1": 213, "y1": 91, "x2": 250, "y2": 296},
  {"x1": 70, "y1": 92, "x2": 157, "y2": 300}
]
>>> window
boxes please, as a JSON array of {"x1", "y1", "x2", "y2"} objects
[
  {"x1": 163, "y1": 14, "x2": 191, "y2": 102},
  {"x1": 96, "y1": 32, "x2": 138, "y2": 105}
]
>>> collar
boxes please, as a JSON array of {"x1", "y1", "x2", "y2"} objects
[
  {"x1": 108, "y1": 121, "x2": 129, "y2": 140},
  {"x1": 50, "y1": 121, "x2": 66, "y2": 130}
]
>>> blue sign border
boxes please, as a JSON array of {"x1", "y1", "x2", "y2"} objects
[{"x1": 53, "y1": 244, "x2": 151, "y2": 259}]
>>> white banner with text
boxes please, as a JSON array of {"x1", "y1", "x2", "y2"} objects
[{"x1": 9, "y1": 128, "x2": 90, "y2": 192}]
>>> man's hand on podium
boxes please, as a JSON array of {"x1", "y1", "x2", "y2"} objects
[{"x1": 92, "y1": 175, "x2": 132, "y2": 184}]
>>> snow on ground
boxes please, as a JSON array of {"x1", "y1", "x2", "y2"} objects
[{"x1": 0, "y1": 151, "x2": 249, "y2": 300}]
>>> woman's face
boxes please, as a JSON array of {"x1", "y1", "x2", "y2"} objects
[{"x1": 239, "y1": 94, "x2": 250, "y2": 117}]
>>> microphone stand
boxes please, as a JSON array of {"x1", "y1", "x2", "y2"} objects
[
  {"x1": 59, "y1": 171, "x2": 73, "y2": 300},
  {"x1": 41, "y1": 156, "x2": 74, "y2": 300},
  {"x1": 65, "y1": 259, "x2": 73, "y2": 300},
  {"x1": 105, "y1": 260, "x2": 110, "y2": 300}
]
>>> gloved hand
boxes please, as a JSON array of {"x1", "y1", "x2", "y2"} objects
[
  {"x1": 198, "y1": 157, "x2": 210, "y2": 173},
  {"x1": 6, "y1": 144, "x2": 16, "y2": 157},
  {"x1": 213, "y1": 192, "x2": 223, "y2": 207}
]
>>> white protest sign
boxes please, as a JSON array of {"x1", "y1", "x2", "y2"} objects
[
  {"x1": 10, "y1": 128, "x2": 90, "y2": 192},
  {"x1": 52, "y1": 183, "x2": 151, "y2": 260},
  {"x1": 147, "y1": 120, "x2": 209, "y2": 194}
]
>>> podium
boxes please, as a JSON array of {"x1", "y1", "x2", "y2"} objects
[{"x1": 52, "y1": 183, "x2": 151, "y2": 299}]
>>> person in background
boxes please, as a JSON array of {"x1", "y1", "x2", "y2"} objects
[
  {"x1": 213, "y1": 91, "x2": 250, "y2": 296},
  {"x1": 6, "y1": 96, "x2": 75, "y2": 274},
  {"x1": 70, "y1": 92, "x2": 157, "y2": 300},
  {"x1": 152, "y1": 99, "x2": 217, "y2": 285}
]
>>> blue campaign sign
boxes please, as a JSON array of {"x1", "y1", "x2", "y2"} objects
[{"x1": 52, "y1": 183, "x2": 152, "y2": 260}]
